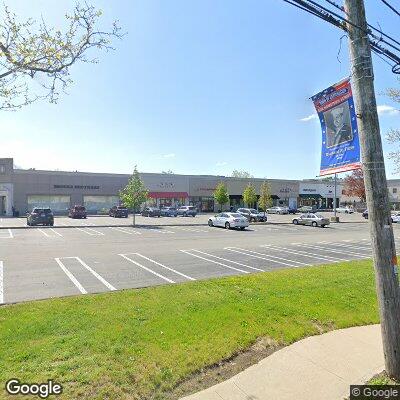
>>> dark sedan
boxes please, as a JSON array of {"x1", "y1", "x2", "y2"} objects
[
  {"x1": 109, "y1": 206, "x2": 129, "y2": 218},
  {"x1": 141, "y1": 207, "x2": 161, "y2": 217},
  {"x1": 27, "y1": 208, "x2": 54, "y2": 226}
]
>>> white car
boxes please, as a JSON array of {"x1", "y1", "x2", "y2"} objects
[
  {"x1": 208, "y1": 212, "x2": 249, "y2": 230},
  {"x1": 336, "y1": 206, "x2": 354, "y2": 214},
  {"x1": 392, "y1": 213, "x2": 400, "y2": 223},
  {"x1": 266, "y1": 206, "x2": 288, "y2": 215}
]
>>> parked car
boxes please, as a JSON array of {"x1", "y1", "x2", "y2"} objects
[
  {"x1": 68, "y1": 205, "x2": 87, "y2": 219},
  {"x1": 336, "y1": 206, "x2": 354, "y2": 214},
  {"x1": 208, "y1": 212, "x2": 249, "y2": 230},
  {"x1": 27, "y1": 208, "x2": 54, "y2": 226},
  {"x1": 177, "y1": 206, "x2": 197, "y2": 217},
  {"x1": 141, "y1": 207, "x2": 161, "y2": 217},
  {"x1": 236, "y1": 208, "x2": 260, "y2": 222},
  {"x1": 109, "y1": 206, "x2": 128, "y2": 218},
  {"x1": 257, "y1": 210, "x2": 268, "y2": 222},
  {"x1": 292, "y1": 213, "x2": 330, "y2": 227},
  {"x1": 362, "y1": 209, "x2": 368, "y2": 219},
  {"x1": 297, "y1": 206, "x2": 314, "y2": 213},
  {"x1": 392, "y1": 213, "x2": 400, "y2": 223},
  {"x1": 266, "y1": 206, "x2": 288, "y2": 215},
  {"x1": 160, "y1": 207, "x2": 178, "y2": 217},
  {"x1": 288, "y1": 207, "x2": 298, "y2": 214}
]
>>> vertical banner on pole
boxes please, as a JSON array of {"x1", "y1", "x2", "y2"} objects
[{"x1": 312, "y1": 78, "x2": 361, "y2": 175}]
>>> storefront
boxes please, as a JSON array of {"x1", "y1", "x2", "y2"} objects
[{"x1": 148, "y1": 192, "x2": 189, "y2": 208}]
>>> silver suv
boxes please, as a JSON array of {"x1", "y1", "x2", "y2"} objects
[
  {"x1": 177, "y1": 206, "x2": 197, "y2": 217},
  {"x1": 236, "y1": 208, "x2": 260, "y2": 222}
]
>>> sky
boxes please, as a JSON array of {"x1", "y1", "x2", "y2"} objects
[{"x1": 1, "y1": 0, "x2": 400, "y2": 179}]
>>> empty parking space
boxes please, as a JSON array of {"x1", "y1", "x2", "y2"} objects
[{"x1": 0, "y1": 215, "x2": 382, "y2": 304}]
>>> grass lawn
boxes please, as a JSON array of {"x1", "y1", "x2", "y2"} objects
[{"x1": 0, "y1": 259, "x2": 379, "y2": 399}]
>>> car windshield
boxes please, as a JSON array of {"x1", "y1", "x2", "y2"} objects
[
  {"x1": 117, "y1": 206, "x2": 127, "y2": 210},
  {"x1": 75, "y1": 206, "x2": 85, "y2": 211}
]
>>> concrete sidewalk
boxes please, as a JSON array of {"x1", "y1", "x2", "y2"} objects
[{"x1": 180, "y1": 325, "x2": 384, "y2": 400}]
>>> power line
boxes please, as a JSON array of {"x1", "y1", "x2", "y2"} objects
[
  {"x1": 282, "y1": 0, "x2": 400, "y2": 74},
  {"x1": 380, "y1": 0, "x2": 400, "y2": 18}
]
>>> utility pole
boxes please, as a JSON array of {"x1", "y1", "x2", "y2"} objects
[{"x1": 345, "y1": 0, "x2": 400, "y2": 379}]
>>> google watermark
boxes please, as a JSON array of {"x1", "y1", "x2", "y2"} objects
[
  {"x1": 5, "y1": 379, "x2": 62, "y2": 398},
  {"x1": 350, "y1": 385, "x2": 400, "y2": 400}
]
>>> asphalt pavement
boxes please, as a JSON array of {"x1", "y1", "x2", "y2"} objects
[{"x1": 0, "y1": 213, "x2": 391, "y2": 305}]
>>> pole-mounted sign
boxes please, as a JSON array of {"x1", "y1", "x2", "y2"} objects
[{"x1": 312, "y1": 78, "x2": 361, "y2": 176}]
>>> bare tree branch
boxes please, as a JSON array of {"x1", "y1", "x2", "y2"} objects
[{"x1": 0, "y1": 2, "x2": 124, "y2": 110}]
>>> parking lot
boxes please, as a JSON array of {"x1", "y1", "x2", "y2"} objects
[{"x1": 0, "y1": 211, "x2": 390, "y2": 305}]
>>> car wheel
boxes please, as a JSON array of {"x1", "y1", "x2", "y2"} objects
[
  {"x1": 183, "y1": 212, "x2": 187, "y2": 217},
  {"x1": 312, "y1": 221, "x2": 318, "y2": 227},
  {"x1": 391, "y1": 218, "x2": 394, "y2": 223},
  {"x1": 208, "y1": 219, "x2": 213, "y2": 227},
  {"x1": 240, "y1": 227, "x2": 245, "y2": 230},
  {"x1": 225, "y1": 222, "x2": 230, "y2": 230},
  {"x1": 27, "y1": 220, "x2": 30, "y2": 226},
  {"x1": 293, "y1": 219, "x2": 298, "y2": 225}
]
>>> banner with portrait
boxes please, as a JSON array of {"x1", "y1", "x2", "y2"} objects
[{"x1": 312, "y1": 78, "x2": 361, "y2": 175}]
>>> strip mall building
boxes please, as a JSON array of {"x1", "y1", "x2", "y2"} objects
[{"x1": 0, "y1": 157, "x2": 398, "y2": 216}]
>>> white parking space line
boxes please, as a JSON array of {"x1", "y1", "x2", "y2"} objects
[
  {"x1": 59, "y1": 257, "x2": 116, "y2": 291},
  {"x1": 55, "y1": 258, "x2": 87, "y2": 294},
  {"x1": 190, "y1": 249, "x2": 265, "y2": 272},
  {"x1": 260, "y1": 244, "x2": 349, "y2": 262},
  {"x1": 293, "y1": 243, "x2": 368, "y2": 258},
  {"x1": 180, "y1": 250, "x2": 250, "y2": 274},
  {"x1": 330, "y1": 242, "x2": 371, "y2": 251},
  {"x1": 141, "y1": 227, "x2": 175, "y2": 234},
  {"x1": 0, "y1": 229, "x2": 13, "y2": 239},
  {"x1": 119, "y1": 254, "x2": 175, "y2": 283},
  {"x1": 174, "y1": 227, "x2": 210, "y2": 233},
  {"x1": 109, "y1": 227, "x2": 142, "y2": 235},
  {"x1": 37, "y1": 228, "x2": 51, "y2": 237},
  {"x1": 76, "y1": 227, "x2": 105, "y2": 236},
  {"x1": 49, "y1": 228, "x2": 63, "y2": 237},
  {"x1": 0, "y1": 261, "x2": 3, "y2": 304},
  {"x1": 224, "y1": 247, "x2": 309, "y2": 267},
  {"x1": 132, "y1": 253, "x2": 195, "y2": 280}
]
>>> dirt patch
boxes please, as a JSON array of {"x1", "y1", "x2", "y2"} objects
[{"x1": 161, "y1": 337, "x2": 281, "y2": 400}]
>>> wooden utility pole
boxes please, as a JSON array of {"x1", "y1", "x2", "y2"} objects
[{"x1": 345, "y1": 0, "x2": 400, "y2": 378}]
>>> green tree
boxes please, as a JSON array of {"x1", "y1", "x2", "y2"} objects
[
  {"x1": 119, "y1": 166, "x2": 148, "y2": 226},
  {"x1": 213, "y1": 182, "x2": 229, "y2": 212},
  {"x1": 231, "y1": 170, "x2": 254, "y2": 178},
  {"x1": 242, "y1": 184, "x2": 257, "y2": 208},
  {"x1": 0, "y1": 3, "x2": 123, "y2": 110},
  {"x1": 258, "y1": 181, "x2": 273, "y2": 218}
]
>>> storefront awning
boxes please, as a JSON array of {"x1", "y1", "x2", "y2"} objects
[
  {"x1": 148, "y1": 192, "x2": 188, "y2": 199},
  {"x1": 299, "y1": 194, "x2": 323, "y2": 199}
]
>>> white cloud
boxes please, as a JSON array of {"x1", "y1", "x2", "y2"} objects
[
  {"x1": 216, "y1": 161, "x2": 228, "y2": 167},
  {"x1": 377, "y1": 105, "x2": 399, "y2": 116},
  {"x1": 300, "y1": 113, "x2": 317, "y2": 122},
  {"x1": 163, "y1": 153, "x2": 176, "y2": 158}
]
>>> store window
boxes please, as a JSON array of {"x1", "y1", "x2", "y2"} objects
[
  {"x1": 27, "y1": 195, "x2": 70, "y2": 214},
  {"x1": 83, "y1": 195, "x2": 119, "y2": 214},
  {"x1": 0, "y1": 165, "x2": 5, "y2": 174}
]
